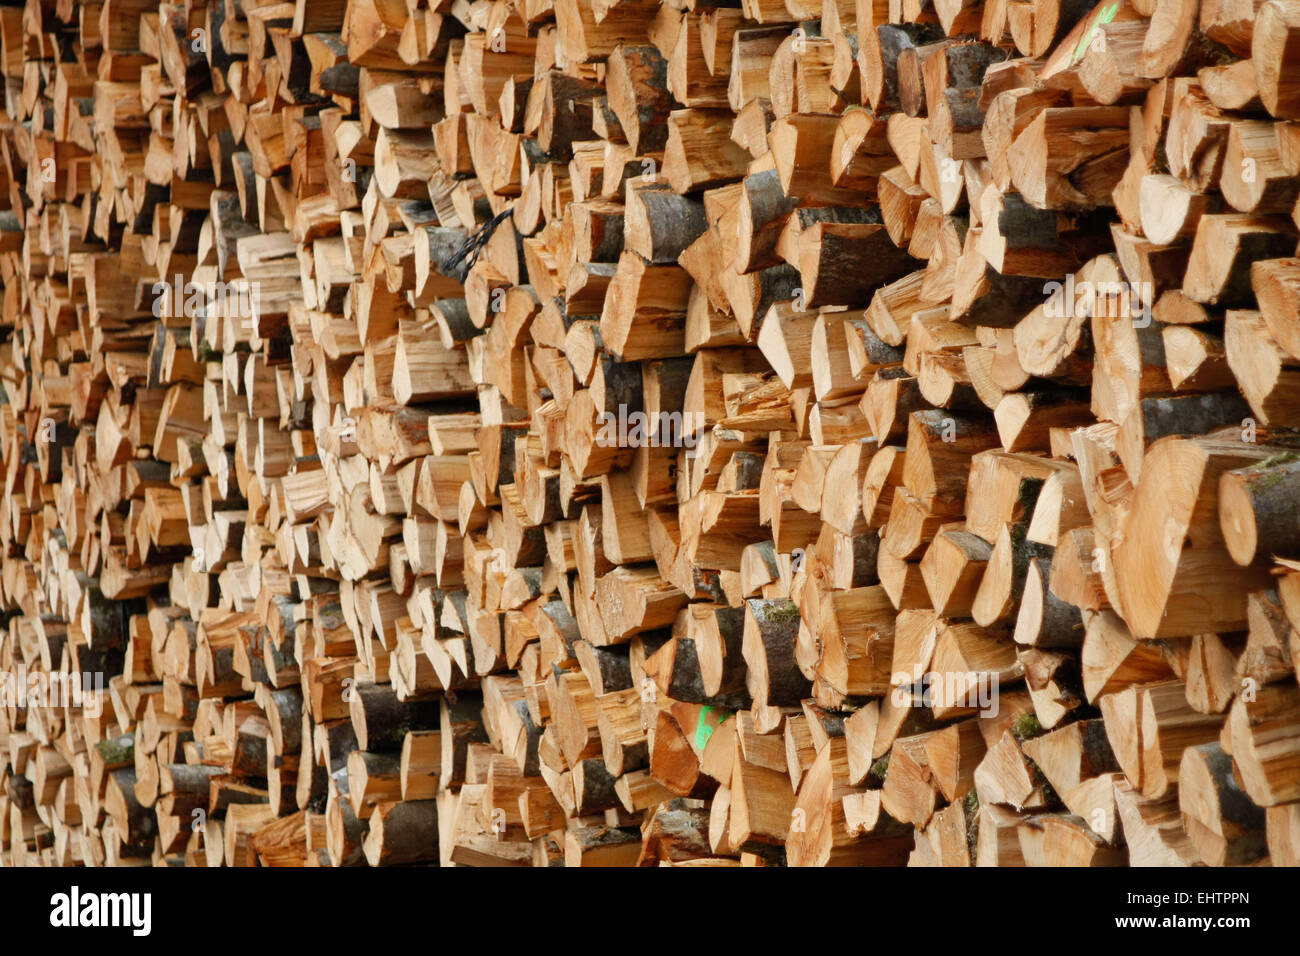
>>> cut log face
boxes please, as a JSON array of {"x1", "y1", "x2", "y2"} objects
[
  {"x1": 1178, "y1": 742, "x2": 1268, "y2": 866},
  {"x1": 1112, "y1": 435, "x2": 1275, "y2": 639},
  {"x1": 2, "y1": 0, "x2": 1299, "y2": 874}
]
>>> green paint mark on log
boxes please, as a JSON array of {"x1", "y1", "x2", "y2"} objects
[{"x1": 694, "y1": 705, "x2": 730, "y2": 750}]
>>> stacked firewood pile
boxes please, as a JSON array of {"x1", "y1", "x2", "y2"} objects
[{"x1": 1, "y1": 0, "x2": 1299, "y2": 868}]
